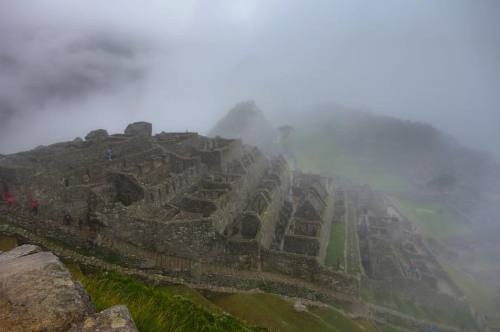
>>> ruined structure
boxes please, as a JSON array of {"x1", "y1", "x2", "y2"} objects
[
  {"x1": 350, "y1": 186, "x2": 483, "y2": 331},
  {"x1": 0, "y1": 122, "x2": 357, "y2": 303}
]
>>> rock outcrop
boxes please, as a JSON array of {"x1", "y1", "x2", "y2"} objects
[
  {"x1": 67, "y1": 306, "x2": 138, "y2": 332},
  {"x1": 85, "y1": 129, "x2": 109, "y2": 142},
  {"x1": 124, "y1": 121, "x2": 152, "y2": 137},
  {"x1": 0, "y1": 245, "x2": 138, "y2": 332}
]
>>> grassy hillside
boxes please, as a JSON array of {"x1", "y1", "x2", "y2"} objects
[
  {"x1": 286, "y1": 109, "x2": 499, "y2": 330},
  {"x1": 212, "y1": 293, "x2": 377, "y2": 332},
  {"x1": 69, "y1": 267, "x2": 263, "y2": 332},
  {"x1": 394, "y1": 197, "x2": 470, "y2": 239},
  {"x1": 289, "y1": 107, "x2": 500, "y2": 204},
  {"x1": 292, "y1": 129, "x2": 410, "y2": 192},
  {"x1": 442, "y1": 262, "x2": 500, "y2": 331},
  {"x1": 67, "y1": 263, "x2": 377, "y2": 332}
]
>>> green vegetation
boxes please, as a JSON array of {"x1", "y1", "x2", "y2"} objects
[
  {"x1": 292, "y1": 132, "x2": 409, "y2": 192},
  {"x1": 212, "y1": 293, "x2": 377, "y2": 332},
  {"x1": 310, "y1": 306, "x2": 377, "y2": 332},
  {"x1": 361, "y1": 281, "x2": 478, "y2": 330},
  {"x1": 394, "y1": 197, "x2": 470, "y2": 239},
  {"x1": 325, "y1": 223, "x2": 345, "y2": 269},
  {"x1": 70, "y1": 267, "x2": 263, "y2": 332},
  {"x1": 380, "y1": 326, "x2": 402, "y2": 332},
  {"x1": 0, "y1": 234, "x2": 17, "y2": 251},
  {"x1": 67, "y1": 264, "x2": 378, "y2": 332},
  {"x1": 441, "y1": 262, "x2": 500, "y2": 330}
]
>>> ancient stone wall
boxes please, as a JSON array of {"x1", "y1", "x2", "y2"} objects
[
  {"x1": 0, "y1": 122, "x2": 360, "y2": 308},
  {"x1": 283, "y1": 173, "x2": 335, "y2": 263},
  {"x1": 283, "y1": 235, "x2": 321, "y2": 256},
  {"x1": 209, "y1": 150, "x2": 267, "y2": 233},
  {"x1": 145, "y1": 165, "x2": 203, "y2": 207},
  {"x1": 102, "y1": 217, "x2": 224, "y2": 260},
  {"x1": 255, "y1": 157, "x2": 291, "y2": 249},
  {"x1": 261, "y1": 249, "x2": 358, "y2": 296}
]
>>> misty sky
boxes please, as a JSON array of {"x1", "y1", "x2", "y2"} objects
[{"x1": 0, "y1": 0, "x2": 499, "y2": 158}]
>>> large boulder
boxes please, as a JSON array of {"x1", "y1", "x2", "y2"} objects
[
  {"x1": 0, "y1": 245, "x2": 139, "y2": 332},
  {"x1": 85, "y1": 129, "x2": 109, "y2": 142},
  {"x1": 0, "y1": 245, "x2": 93, "y2": 331},
  {"x1": 124, "y1": 122, "x2": 152, "y2": 137},
  {"x1": 0, "y1": 244, "x2": 41, "y2": 263}
]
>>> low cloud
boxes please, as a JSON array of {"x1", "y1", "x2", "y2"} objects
[{"x1": 0, "y1": 0, "x2": 499, "y2": 158}]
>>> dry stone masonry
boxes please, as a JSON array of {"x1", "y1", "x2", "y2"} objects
[{"x1": 0, "y1": 121, "x2": 357, "y2": 303}]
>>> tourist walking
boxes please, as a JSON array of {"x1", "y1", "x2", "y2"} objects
[
  {"x1": 31, "y1": 199, "x2": 39, "y2": 215},
  {"x1": 2, "y1": 191, "x2": 14, "y2": 208},
  {"x1": 106, "y1": 147, "x2": 113, "y2": 161}
]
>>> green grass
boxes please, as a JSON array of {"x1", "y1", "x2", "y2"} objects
[
  {"x1": 0, "y1": 234, "x2": 18, "y2": 251},
  {"x1": 380, "y1": 326, "x2": 402, "y2": 332},
  {"x1": 325, "y1": 223, "x2": 345, "y2": 269},
  {"x1": 361, "y1": 280, "x2": 478, "y2": 330},
  {"x1": 394, "y1": 197, "x2": 470, "y2": 239},
  {"x1": 292, "y1": 133, "x2": 409, "y2": 192},
  {"x1": 360, "y1": 283, "x2": 424, "y2": 318},
  {"x1": 68, "y1": 264, "x2": 377, "y2": 332},
  {"x1": 212, "y1": 293, "x2": 377, "y2": 332},
  {"x1": 310, "y1": 306, "x2": 378, "y2": 332},
  {"x1": 69, "y1": 266, "x2": 263, "y2": 332},
  {"x1": 441, "y1": 262, "x2": 500, "y2": 329}
]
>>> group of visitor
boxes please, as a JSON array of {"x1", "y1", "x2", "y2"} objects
[{"x1": 1, "y1": 186, "x2": 39, "y2": 215}]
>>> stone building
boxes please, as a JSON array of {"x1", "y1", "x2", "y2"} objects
[{"x1": 0, "y1": 122, "x2": 357, "y2": 301}]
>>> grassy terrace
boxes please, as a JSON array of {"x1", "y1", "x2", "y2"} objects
[
  {"x1": 441, "y1": 262, "x2": 500, "y2": 330},
  {"x1": 394, "y1": 197, "x2": 470, "y2": 239},
  {"x1": 293, "y1": 133, "x2": 409, "y2": 192},
  {"x1": 70, "y1": 266, "x2": 378, "y2": 332},
  {"x1": 344, "y1": 201, "x2": 362, "y2": 276},
  {"x1": 325, "y1": 223, "x2": 345, "y2": 269},
  {"x1": 69, "y1": 267, "x2": 263, "y2": 332},
  {"x1": 212, "y1": 293, "x2": 377, "y2": 332}
]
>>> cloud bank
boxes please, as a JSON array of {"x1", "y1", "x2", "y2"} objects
[{"x1": 0, "y1": 0, "x2": 499, "y2": 158}]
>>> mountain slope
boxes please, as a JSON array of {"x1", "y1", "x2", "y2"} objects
[{"x1": 210, "y1": 101, "x2": 278, "y2": 153}]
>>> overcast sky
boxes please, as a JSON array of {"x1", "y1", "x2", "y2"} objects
[{"x1": 0, "y1": 0, "x2": 499, "y2": 158}]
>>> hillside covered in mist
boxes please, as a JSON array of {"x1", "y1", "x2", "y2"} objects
[
  {"x1": 214, "y1": 102, "x2": 500, "y2": 207},
  {"x1": 210, "y1": 101, "x2": 278, "y2": 154},
  {"x1": 211, "y1": 102, "x2": 500, "y2": 327}
]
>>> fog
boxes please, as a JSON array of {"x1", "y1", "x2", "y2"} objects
[{"x1": 0, "y1": 0, "x2": 499, "y2": 158}]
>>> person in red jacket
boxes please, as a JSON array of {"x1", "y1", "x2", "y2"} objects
[
  {"x1": 2, "y1": 191, "x2": 13, "y2": 207},
  {"x1": 31, "y1": 199, "x2": 39, "y2": 215}
]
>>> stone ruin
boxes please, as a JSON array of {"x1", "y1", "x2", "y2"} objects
[
  {"x1": 353, "y1": 186, "x2": 480, "y2": 331},
  {"x1": 0, "y1": 121, "x2": 358, "y2": 302},
  {"x1": 283, "y1": 173, "x2": 335, "y2": 260}
]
